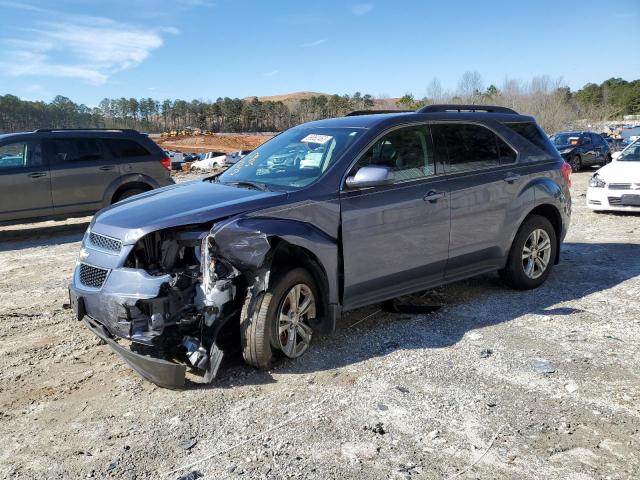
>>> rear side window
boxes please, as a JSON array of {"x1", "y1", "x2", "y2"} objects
[
  {"x1": 50, "y1": 138, "x2": 104, "y2": 163},
  {"x1": 502, "y1": 122, "x2": 556, "y2": 156},
  {"x1": 104, "y1": 138, "x2": 151, "y2": 158},
  {"x1": 431, "y1": 123, "x2": 515, "y2": 172},
  {"x1": 355, "y1": 125, "x2": 434, "y2": 181}
]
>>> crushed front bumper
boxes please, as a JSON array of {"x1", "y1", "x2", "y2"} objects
[
  {"x1": 83, "y1": 315, "x2": 187, "y2": 389},
  {"x1": 69, "y1": 266, "x2": 189, "y2": 389}
]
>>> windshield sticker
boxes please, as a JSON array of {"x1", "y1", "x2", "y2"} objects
[{"x1": 301, "y1": 134, "x2": 333, "y2": 144}]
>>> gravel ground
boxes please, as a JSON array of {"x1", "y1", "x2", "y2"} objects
[{"x1": 0, "y1": 171, "x2": 639, "y2": 480}]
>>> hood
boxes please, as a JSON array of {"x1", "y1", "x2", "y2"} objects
[
  {"x1": 92, "y1": 180, "x2": 286, "y2": 242},
  {"x1": 595, "y1": 160, "x2": 640, "y2": 183}
]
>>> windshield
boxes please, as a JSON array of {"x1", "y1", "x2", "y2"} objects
[
  {"x1": 217, "y1": 127, "x2": 363, "y2": 189},
  {"x1": 617, "y1": 140, "x2": 640, "y2": 162},
  {"x1": 552, "y1": 133, "x2": 581, "y2": 146}
]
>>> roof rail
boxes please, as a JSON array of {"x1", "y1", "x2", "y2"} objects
[
  {"x1": 34, "y1": 128, "x2": 140, "y2": 133},
  {"x1": 345, "y1": 110, "x2": 412, "y2": 116},
  {"x1": 417, "y1": 104, "x2": 518, "y2": 114}
]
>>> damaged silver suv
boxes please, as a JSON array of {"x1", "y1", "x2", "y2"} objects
[{"x1": 69, "y1": 105, "x2": 572, "y2": 388}]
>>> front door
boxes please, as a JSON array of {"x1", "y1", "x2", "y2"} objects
[
  {"x1": 46, "y1": 137, "x2": 122, "y2": 215},
  {"x1": 0, "y1": 140, "x2": 52, "y2": 223},
  {"x1": 340, "y1": 124, "x2": 451, "y2": 310}
]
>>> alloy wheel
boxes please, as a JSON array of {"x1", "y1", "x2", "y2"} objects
[
  {"x1": 521, "y1": 229, "x2": 552, "y2": 279},
  {"x1": 277, "y1": 283, "x2": 315, "y2": 358}
]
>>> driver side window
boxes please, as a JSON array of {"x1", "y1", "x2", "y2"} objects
[{"x1": 354, "y1": 125, "x2": 434, "y2": 182}]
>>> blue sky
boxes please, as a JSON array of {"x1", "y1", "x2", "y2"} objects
[{"x1": 0, "y1": 0, "x2": 638, "y2": 106}]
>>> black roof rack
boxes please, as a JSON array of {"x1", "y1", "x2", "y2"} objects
[
  {"x1": 345, "y1": 110, "x2": 412, "y2": 116},
  {"x1": 417, "y1": 104, "x2": 518, "y2": 114},
  {"x1": 34, "y1": 128, "x2": 140, "y2": 133}
]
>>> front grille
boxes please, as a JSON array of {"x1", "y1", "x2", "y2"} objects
[
  {"x1": 79, "y1": 263, "x2": 109, "y2": 288},
  {"x1": 89, "y1": 232, "x2": 122, "y2": 252},
  {"x1": 608, "y1": 183, "x2": 632, "y2": 190},
  {"x1": 608, "y1": 197, "x2": 622, "y2": 206}
]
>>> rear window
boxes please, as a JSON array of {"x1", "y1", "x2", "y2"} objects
[
  {"x1": 105, "y1": 139, "x2": 151, "y2": 158},
  {"x1": 504, "y1": 122, "x2": 556, "y2": 155},
  {"x1": 431, "y1": 123, "x2": 516, "y2": 172}
]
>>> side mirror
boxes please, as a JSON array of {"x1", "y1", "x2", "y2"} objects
[{"x1": 345, "y1": 165, "x2": 395, "y2": 189}]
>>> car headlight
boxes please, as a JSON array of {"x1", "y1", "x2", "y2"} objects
[{"x1": 589, "y1": 174, "x2": 606, "y2": 188}]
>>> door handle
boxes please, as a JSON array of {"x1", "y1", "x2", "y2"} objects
[
  {"x1": 99, "y1": 165, "x2": 115, "y2": 171},
  {"x1": 27, "y1": 172, "x2": 47, "y2": 178},
  {"x1": 504, "y1": 173, "x2": 521, "y2": 184},
  {"x1": 423, "y1": 190, "x2": 445, "y2": 203}
]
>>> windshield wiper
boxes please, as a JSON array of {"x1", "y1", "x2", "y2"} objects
[{"x1": 221, "y1": 180, "x2": 270, "y2": 191}]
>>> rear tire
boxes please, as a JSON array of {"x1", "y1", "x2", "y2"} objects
[
  {"x1": 240, "y1": 268, "x2": 317, "y2": 370},
  {"x1": 114, "y1": 188, "x2": 145, "y2": 203},
  {"x1": 499, "y1": 215, "x2": 557, "y2": 290}
]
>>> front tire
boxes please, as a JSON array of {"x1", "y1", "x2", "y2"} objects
[
  {"x1": 499, "y1": 215, "x2": 557, "y2": 290},
  {"x1": 240, "y1": 268, "x2": 317, "y2": 369},
  {"x1": 569, "y1": 155, "x2": 581, "y2": 172}
]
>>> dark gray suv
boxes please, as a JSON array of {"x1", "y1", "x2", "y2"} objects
[
  {"x1": 69, "y1": 105, "x2": 572, "y2": 388},
  {"x1": 0, "y1": 128, "x2": 174, "y2": 225}
]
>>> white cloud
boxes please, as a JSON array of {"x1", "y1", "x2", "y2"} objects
[
  {"x1": 300, "y1": 38, "x2": 328, "y2": 48},
  {"x1": 262, "y1": 69, "x2": 279, "y2": 77},
  {"x1": 0, "y1": 4, "x2": 177, "y2": 85},
  {"x1": 351, "y1": 3, "x2": 373, "y2": 16}
]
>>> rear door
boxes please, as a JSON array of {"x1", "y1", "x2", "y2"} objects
[
  {"x1": 590, "y1": 133, "x2": 608, "y2": 164},
  {"x1": 0, "y1": 140, "x2": 52, "y2": 222},
  {"x1": 579, "y1": 134, "x2": 596, "y2": 165},
  {"x1": 340, "y1": 124, "x2": 451, "y2": 309},
  {"x1": 430, "y1": 122, "x2": 522, "y2": 279},
  {"x1": 46, "y1": 137, "x2": 121, "y2": 215}
]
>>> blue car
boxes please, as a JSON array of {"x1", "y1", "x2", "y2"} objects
[{"x1": 69, "y1": 105, "x2": 572, "y2": 388}]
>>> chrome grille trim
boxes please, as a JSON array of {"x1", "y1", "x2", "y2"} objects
[
  {"x1": 79, "y1": 263, "x2": 109, "y2": 289},
  {"x1": 89, "y1": 232, "x2": 122, "y2": 252},
  {"x1": 608, "y1": 183, "x2": 632, "y2": 190}
]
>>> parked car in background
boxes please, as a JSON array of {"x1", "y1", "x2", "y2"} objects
[
  {"x1": 604, "y1": 137, "x2": 628, "y2": 152},
  {"x1": 191, "y1": 151, "x2": 228, "y2": 170},
  {"x1": 551, "y1": 131, "x2": 611, "y2": 171},
  {"x1": 587, "y1": 138, "x2": 640, "y2": 212},
  {"x1": 69, "y1": 105, "x2": 571, "y2": 388},
  {"x1": 225, "y1": 150, "x2": 252, "y2": 165},
  {"x1": 0, "y1": 128, "x2": 173, "y2": 225}
]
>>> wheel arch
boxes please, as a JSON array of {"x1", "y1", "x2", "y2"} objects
[
  {"x1": 103, "y1": 173, "x2": 160, "y2": 207},
  {"x1": 519, "y1": 203, "x2": 563, "y2": 265}
]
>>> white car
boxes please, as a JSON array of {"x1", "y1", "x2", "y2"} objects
[{"x1": 587, "y1": 139, "x2": 640, "y2": 212}]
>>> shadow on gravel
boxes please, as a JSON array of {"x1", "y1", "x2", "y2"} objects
[
  {"x1": 215, "y1": 241, "x2": 640, "y2": 386},
  {"x1": 0, "y1": 220, "x2": 90, "y2": 252}
]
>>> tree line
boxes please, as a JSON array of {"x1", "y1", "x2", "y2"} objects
[
  {"x1": 0, "y1": 76, "x2": 638, "y2": 135},
  {"x1": 0, "y1": 92, "x2": 374, "y2": 134}
]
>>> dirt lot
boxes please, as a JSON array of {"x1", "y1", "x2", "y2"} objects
[
  {"x1": 0, "y1": 171, "x2": 638, "y2": 480},
  {"x1": 156, "y1": 133, "x2": 272, "y2": 154}
]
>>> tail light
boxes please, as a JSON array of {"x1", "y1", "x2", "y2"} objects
[
  {"x1": 560, "y1": 161, "x2": 572, "y2": 187},
  {"x1": 160, "y1": 157, "x2": 171, "y2": 171}
]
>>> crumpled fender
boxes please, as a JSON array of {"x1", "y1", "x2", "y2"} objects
[{"x1": 210, "y1": 217, "x2": 339, "y2": 303}]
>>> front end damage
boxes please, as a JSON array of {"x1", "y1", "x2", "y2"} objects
[{"x1": 70, "y1": 221, "x2": 273, "y2": 389}]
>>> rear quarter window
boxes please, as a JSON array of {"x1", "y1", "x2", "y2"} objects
[
  {"x1": 105, "y1": 138, "x2": 151, "y2": 158},
  {"x1": 502, "y1": 122, "x2": 557, "y2": 156}
]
